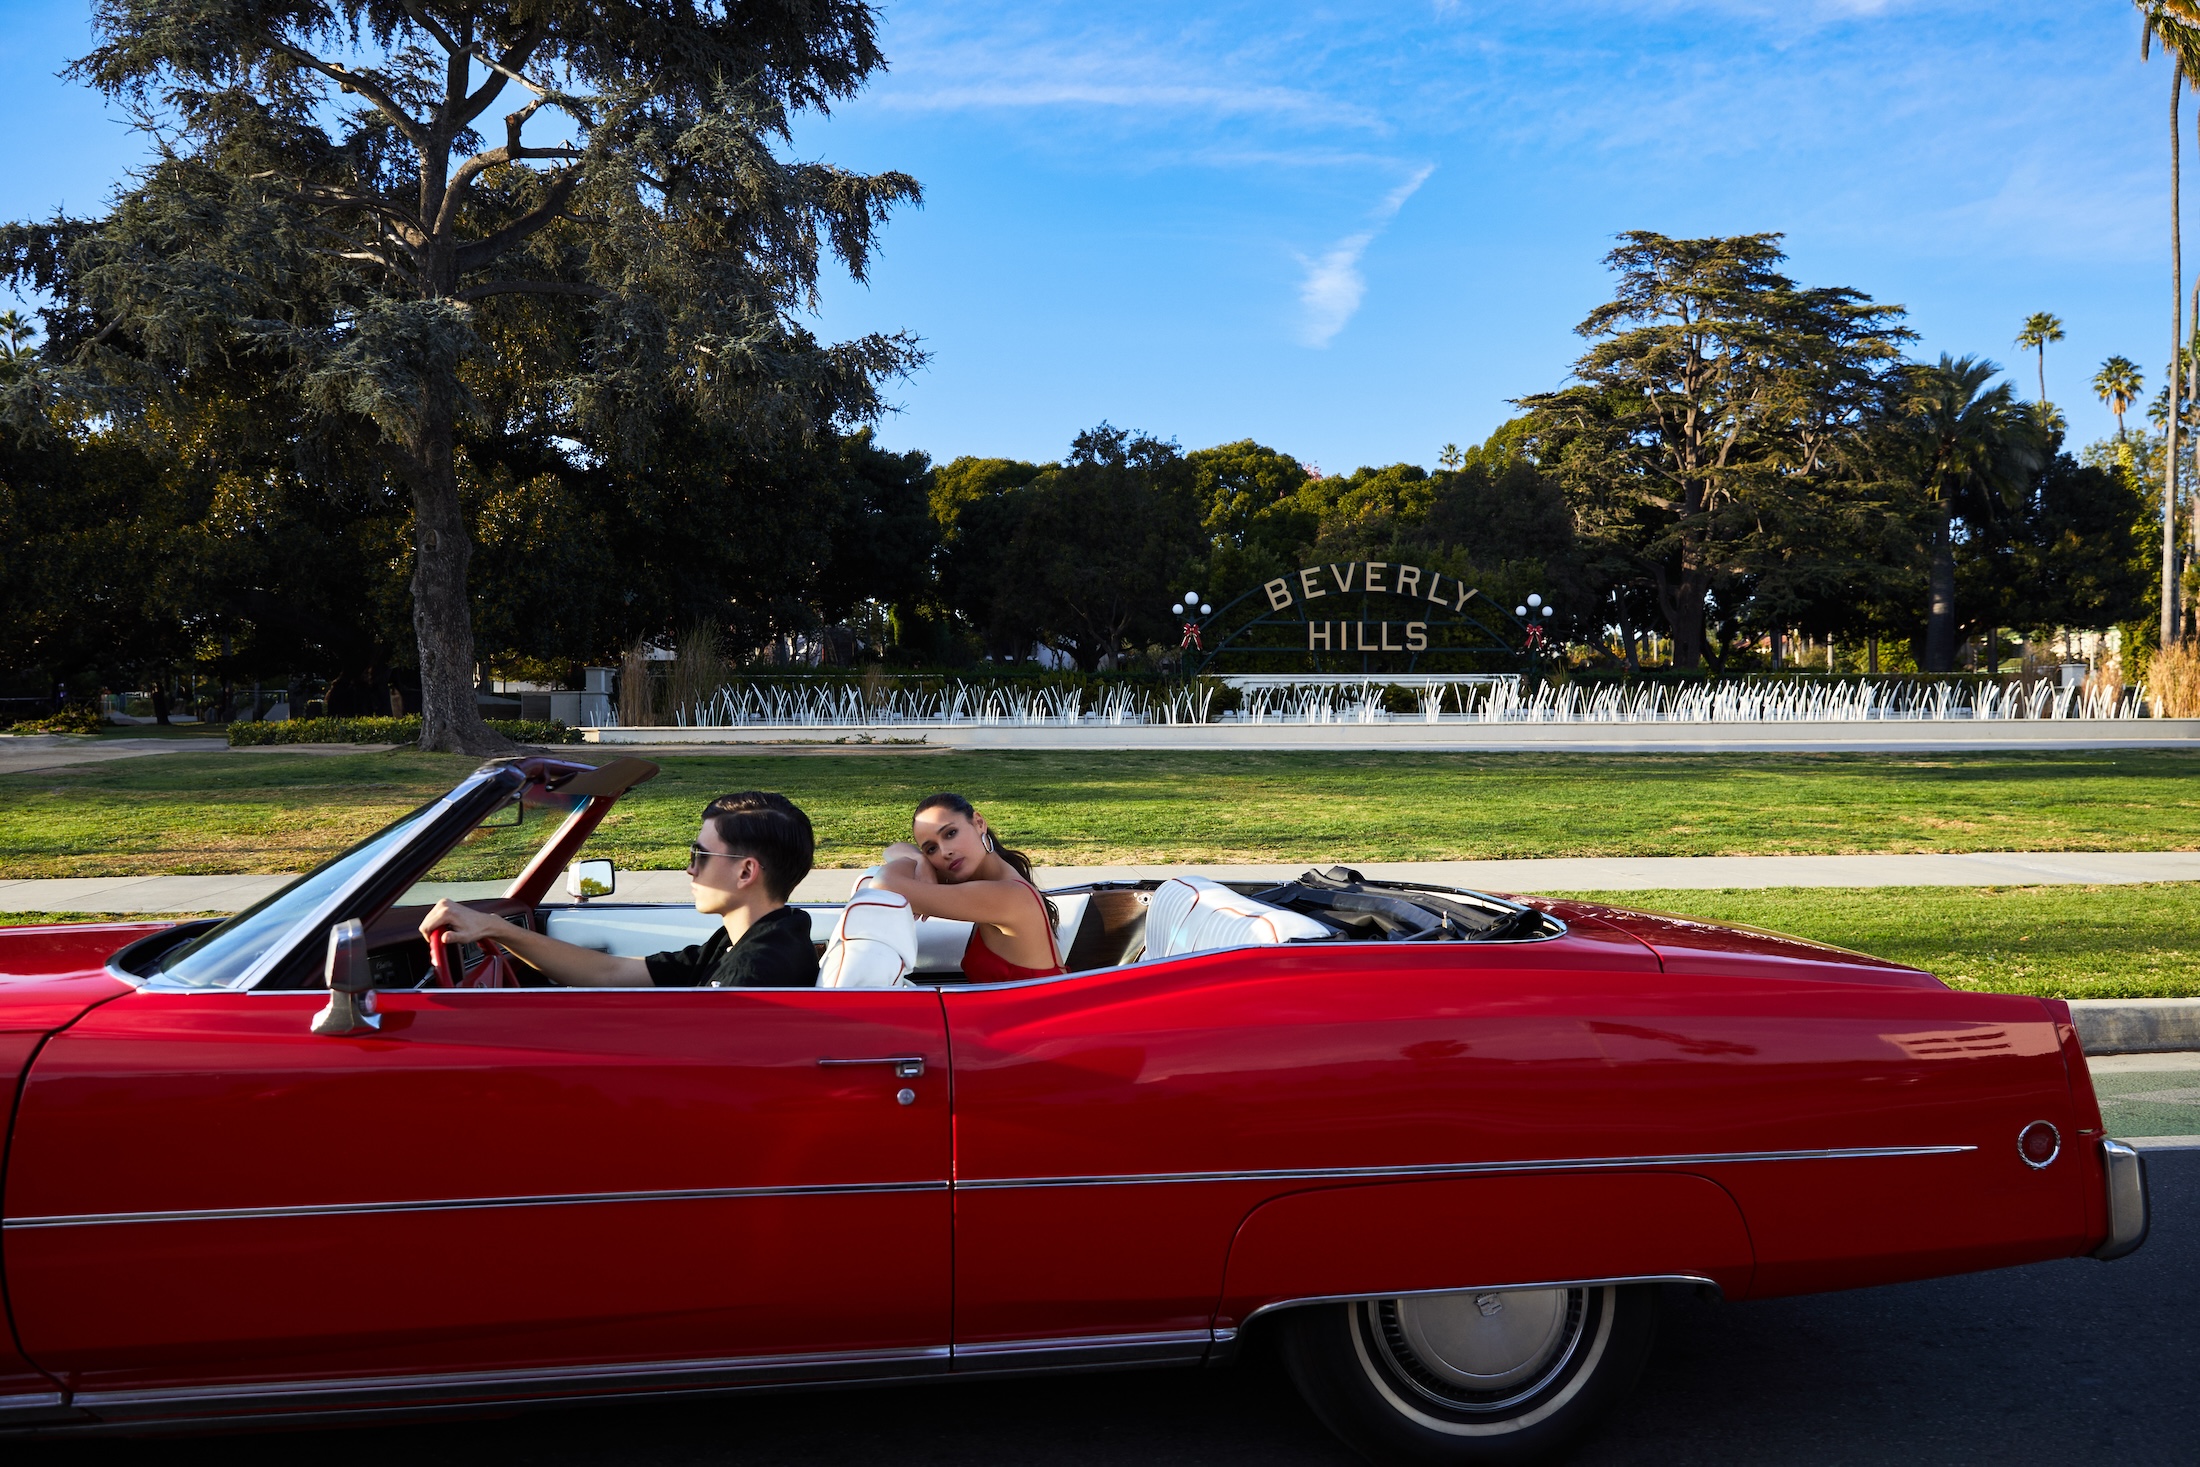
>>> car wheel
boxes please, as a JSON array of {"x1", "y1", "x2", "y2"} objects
[{"x1": 1274, "y1": 1284, "x2": 1656, "y2": 1465}]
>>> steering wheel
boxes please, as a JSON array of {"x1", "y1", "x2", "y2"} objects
[{"x1": 426, "y1": 927, "x2": 520, "y2": 990}]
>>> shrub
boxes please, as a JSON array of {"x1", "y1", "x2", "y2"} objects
[
  {"x1": 2146, "y1": 641, "x2": 2200, "y2": 718},
  {"x1": 2, "y1": 704, "x2": 106, "y2": 735},
  {"x1": 228, "y1": 717, "x2": 581, "y2": 747}
]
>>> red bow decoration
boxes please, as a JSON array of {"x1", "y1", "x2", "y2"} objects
[
  {"x1": 1523, "y1": 624, "x2": 1546, "y2": 650},
  {"x1": 1180, "y1": 621, "x2": 1203, "y2": 651}
]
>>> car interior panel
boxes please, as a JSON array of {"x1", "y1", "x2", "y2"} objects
[{"x1": 1064, "y1": 887, "x2": 1150, "y2": 971}]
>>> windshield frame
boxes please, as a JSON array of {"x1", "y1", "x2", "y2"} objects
[{"x1": 122, "y1": 764, "x2": 525, "y2": 993}]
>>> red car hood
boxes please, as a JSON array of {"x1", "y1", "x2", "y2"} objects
[
  {"x1": 1528, "y1": 899, "x2": 1944, "y2": 989},
  {"x1": 0, "y1": 922, "x2": 164, "y2": 1032}
]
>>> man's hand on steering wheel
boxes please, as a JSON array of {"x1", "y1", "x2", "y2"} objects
[{"x1": 418, "y1": 898, "x2": 510, "y2": 947}]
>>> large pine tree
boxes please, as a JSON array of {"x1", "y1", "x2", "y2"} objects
[{"x1": 4, "y1": 1, "x2": 921, "y2": 751}]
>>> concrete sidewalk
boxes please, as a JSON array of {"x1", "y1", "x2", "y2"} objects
[{"x1": 7, "y1": 849, "x2": 2195, "y2": 915}]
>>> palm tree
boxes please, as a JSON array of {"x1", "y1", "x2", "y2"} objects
[
  {"x1": 2139, "y1": 1, "x2": 2200, "y2": 645},
  {"x1": 1890, "y1": 355, "x2": 2045, "y2": 672},
  {"x1": 2096, "y1": 356, "x2": 2145, "y2": 438},
  {"x1": 2016, "y1": 312, "x2": 2065, "y2": 402}
]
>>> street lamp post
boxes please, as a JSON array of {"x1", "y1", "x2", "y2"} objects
[
  {"x1": 1171, "y1": 590, "x2": 1214, "y2": 674},
  {"x1": 1514, "y1": 592, "x2": 1557, "y2": 686}
]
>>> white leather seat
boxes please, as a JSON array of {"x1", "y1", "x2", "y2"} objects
[
  {"x1": 817, "y1": 889, "x2": 919, "y2": 989},
  {"x1": 1146, "y1": 875, "x2": 1330, "y2": 959}
]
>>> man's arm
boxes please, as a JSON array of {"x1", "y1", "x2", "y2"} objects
[{"x1": 419, "y1": 899, "x2": 650, "y2": 987}]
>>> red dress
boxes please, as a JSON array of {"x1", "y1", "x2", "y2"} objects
[{"x1": 959, "y1": 881, "x2": 1066, "y2": 981}]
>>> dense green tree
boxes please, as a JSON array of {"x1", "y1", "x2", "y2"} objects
[
  {"x1": 5, "y1": 0, "x2": 920, "y2": 752},
  {"x1": 1519, "y1": 232, "x2": 1911, "y2": 668},
  {"x1": 1877, "y1": 355, "x2": 2046, "y2": 670},
  {"x1": 929, "y1": 455, "x2": 1043, "y2": 656},
  {"x1": 2007, "y1": 440, "x2": 2151, "y2": 638},
  {"x1": 987, "y1": 425, "x2": 1203, "y2": 671}
]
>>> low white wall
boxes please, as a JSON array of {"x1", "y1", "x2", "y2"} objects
[{"x1": 586, "y1": 718, "x2": 2200, "y2": 753}]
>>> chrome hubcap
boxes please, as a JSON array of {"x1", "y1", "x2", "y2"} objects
[{"x1": 1368, "y1": 1288, "x2": 1588, "y2": 1410}]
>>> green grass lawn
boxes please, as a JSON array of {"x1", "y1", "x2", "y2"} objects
[
  {"x1": 1547, "y1": 884, "x2": 2200, "y2": 999},
  {"x1": 2, "y1": 747, "x2": 2196, "y2": 878}
]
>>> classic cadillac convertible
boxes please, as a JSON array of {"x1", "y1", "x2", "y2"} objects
[{"x1": 0, "y1": 757, "x2": 2148, "y2": 1462}]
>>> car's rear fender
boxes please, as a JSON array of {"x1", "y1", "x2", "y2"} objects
[{"x1": 1213, "y1": 1171, "x2": 1754, "y2": 1339}]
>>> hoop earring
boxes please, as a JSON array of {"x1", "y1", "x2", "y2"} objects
[{"x1": 984, "y1": 832, "x2": 996, "y2": 852}]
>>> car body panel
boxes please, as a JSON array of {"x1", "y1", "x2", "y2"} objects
[
  {"x1": 0, "y1": 759, "x2": 2130, "y2": 1430},
  {"x1": 1549, "y1": 900, "x2": 1941, "y2": 986},
  {"x1": 1217, "y1": 1171, "x2": 1755, "y2": 1325},
  {"x1": 945, "y1": 941, "x2": 2091, "y2": 1351},
  {"x1": 6, "y1": 986, "x2": 951, "y2": 1394}
]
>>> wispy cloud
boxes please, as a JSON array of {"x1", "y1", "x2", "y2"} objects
[
  {"x1": 873, "y1": 14, "x2": 1384, "y2": 132},
  {"x1": 1295, "y1": 165, "x2": 1435, "y2": 347}
]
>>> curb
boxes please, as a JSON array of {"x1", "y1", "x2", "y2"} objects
[{"x1": 2069, "y1": 998, "x2": 2200, "y2": 1055}]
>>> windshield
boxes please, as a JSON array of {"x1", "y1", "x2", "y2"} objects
[
  {"x1": 145, "y1": 802, "x2": 447, "y2": 990},
  {"x1": 396, "y1": 787, "x2": 591, "y2": 906}
]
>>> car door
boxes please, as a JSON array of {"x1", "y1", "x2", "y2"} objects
[
  {"x1": 3, "y1": 982, "x2": 951, "y2": 1413},
  {"x1": 942, "y1": 921, "x2": 1667, "y2": 1365}
]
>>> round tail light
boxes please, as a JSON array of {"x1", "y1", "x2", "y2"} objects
[{"x1": 2018, "y1": 1120, "x2": 2061, "y2": 1169}]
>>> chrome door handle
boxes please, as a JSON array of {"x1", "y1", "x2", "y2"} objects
[{"x1": 818, "y1": 1055, "x2": 926, "y2": 1079}]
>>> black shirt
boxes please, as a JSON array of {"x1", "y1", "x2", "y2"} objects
[{"x1": 645, "y1": 906, "x2": 817, "y2": 989}]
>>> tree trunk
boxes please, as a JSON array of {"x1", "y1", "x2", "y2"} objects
[
  {"x1": 2168, "y1": 68, "x2": 2183, "y2": 651},
  {"x1": 402, "y1": 414, "x2": 514, "y2": 757},
  {"x1": 1925, "y1": 508, "x2": 1958, "y2": 672},
  {"x1": 1658, "y1": 567, "x2": 1710, "y2": 671}
]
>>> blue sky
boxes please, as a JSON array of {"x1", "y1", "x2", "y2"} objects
[{"x1": 0, "y1": 0, "x2": 2175, "y2": 472}]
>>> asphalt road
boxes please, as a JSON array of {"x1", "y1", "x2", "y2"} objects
[{"x1": 22, "y1": 1150, "x2": 2198, "y2": 1467}]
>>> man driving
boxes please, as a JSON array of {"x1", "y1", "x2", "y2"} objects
[{"x1": 419, "y1": 791, "x2": 818, "y2": 988}]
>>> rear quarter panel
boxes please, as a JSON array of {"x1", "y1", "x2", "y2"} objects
[{"x1": 949, "y1": 926, "x2": 2091, "y2": 1344}]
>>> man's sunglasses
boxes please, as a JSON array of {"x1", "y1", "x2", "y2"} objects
[{"x1": 687, "y1": 844, "x2": 746, "y2": 870}]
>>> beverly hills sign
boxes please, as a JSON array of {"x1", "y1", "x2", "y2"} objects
[
  {"x1": 1195, "y1": 561, "x2": 1518, "y2": 671},
  {"x1": 1261, "y1": 561, "x2": 1483, "y2": 653}
]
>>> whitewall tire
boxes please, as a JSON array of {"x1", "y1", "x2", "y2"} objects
[{"x1": 1275, "y1": 1284, "x2": 1657, "y2": 1464}]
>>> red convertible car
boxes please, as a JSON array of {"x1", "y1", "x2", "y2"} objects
[{"x1": 0, "y1": 756, "x2": 2148, "y2": 1462}]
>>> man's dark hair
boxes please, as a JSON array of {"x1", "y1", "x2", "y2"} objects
[{"x1": 702, "y1": 792, "x2": 815, "y2": 903}]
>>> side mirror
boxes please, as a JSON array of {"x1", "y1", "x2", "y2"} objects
[
  {"x1": 566, "y1": 858, "x2": 616, "y2": 902},
  {"x1": 311, "y1": 919, "x2": 380, "y2": 1036}
]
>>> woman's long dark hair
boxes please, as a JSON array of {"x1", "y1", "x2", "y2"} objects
[{"x1": 915, "y1": 792, "x2": 1056, "y2": 926}]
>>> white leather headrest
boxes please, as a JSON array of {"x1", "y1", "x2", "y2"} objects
[
  {"x1": 1147, "y1": 875, "x2": 1329, "y2": 959},
  {"x1": 817, "y1": 889, "x2": 918, "y2": 989}
]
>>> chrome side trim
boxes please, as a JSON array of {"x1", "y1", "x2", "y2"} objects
[
  {"x1": 955, "y1": 1144, "x2": 1975, "y2": 1191},
  {"x1": 2093, "y1": 1138, "x2": 2150, "y2": 1261},
  {"x1": 1232, "y1": 1274, "x2": 1721, "y2": 1334},
  {"x1": 952, "y1": 1329, "x2": 1213, "y2": 1373},
  {"x1": 70, "y1": 1345, "x2": 953, "y2": 1420},
  {"x1": 0, "y1": 1391, "x2": 71, "y2": 1424},
  {"x1": 11, "y1": 1146, "x2": 1970, "y2": 1229},
  {"x1": 5, "y1": 1179, "x2": 951, "y2": 1231}
]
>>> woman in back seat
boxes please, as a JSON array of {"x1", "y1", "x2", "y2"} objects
[{"x1": 870, "y1": 793, "x2": 1065, "y2": 981}]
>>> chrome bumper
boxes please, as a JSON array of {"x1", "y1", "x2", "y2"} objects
[{"x1": 2092, "y1": 1139, "x2": 2150, "y2": 1261}]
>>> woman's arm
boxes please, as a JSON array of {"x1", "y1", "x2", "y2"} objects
[
  {"x1": 868, "y1": 863, "x2": 1040, "y2": 933},
  {"x1": 419, "y1": 899, "x2": 650, "y2": 987}
]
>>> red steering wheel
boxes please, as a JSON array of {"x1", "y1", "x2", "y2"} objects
[{"x1": 426, "y1": 927, "x2": 520, "y2": 989}]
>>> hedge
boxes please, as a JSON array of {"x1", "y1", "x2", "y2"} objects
[
  {"x1": 228, "y1": 716, "x2": 582, "y2": 747},
  {"x1": 1, "y1": 704, "x2": 106, "y2": 735}
]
